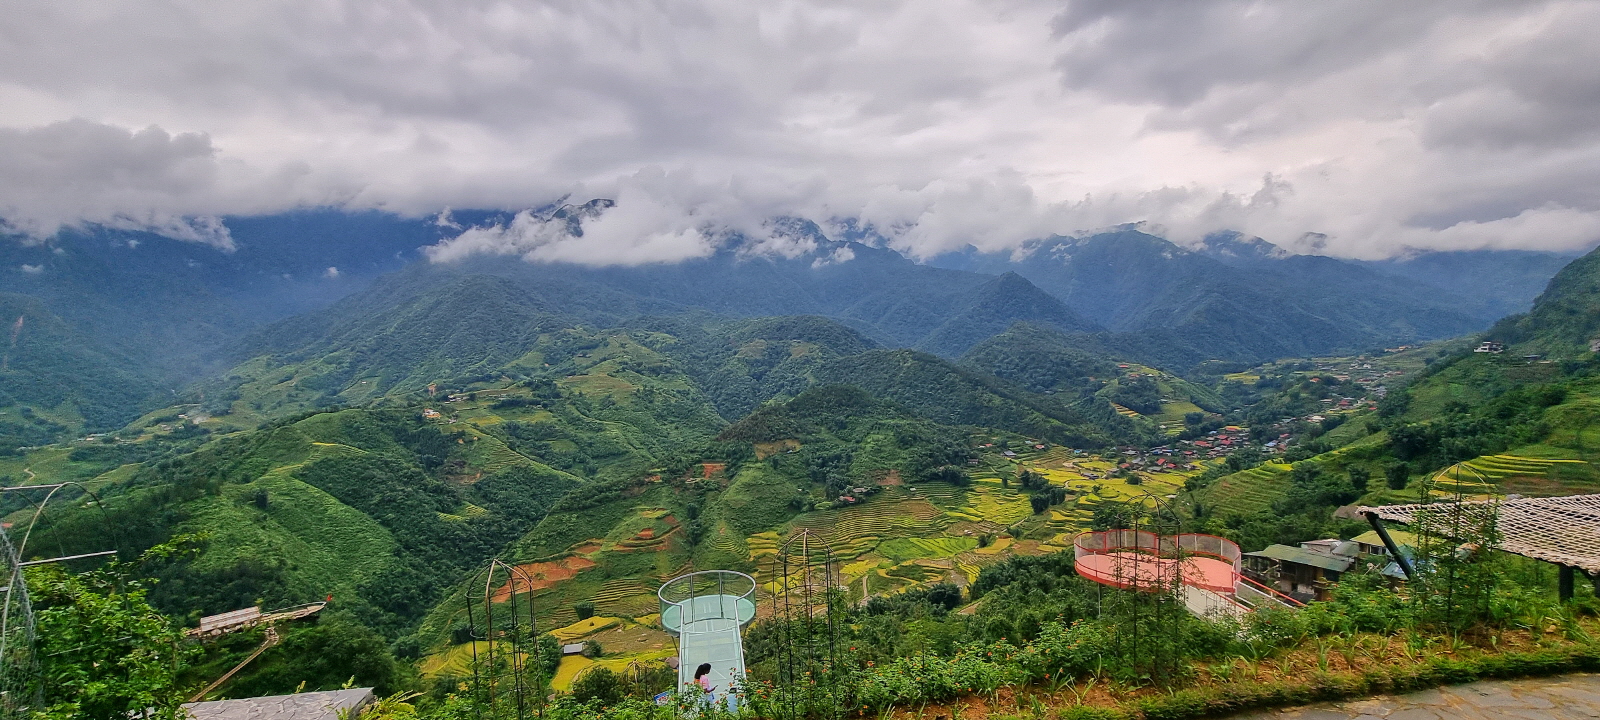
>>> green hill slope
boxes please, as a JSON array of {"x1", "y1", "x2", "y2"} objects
[
  {"x1": 1489, "y1": 244, "x2": 1600, "y2": 356},
  {"x1": 30, "y1": 408, "x2": 581, "y2": 634},
  {"x1": 816, "y1": 349, "x2": 1145, "y2": 447},
  {"x1": 0, "y1": 293, "x2": 164, "y2": 450}
]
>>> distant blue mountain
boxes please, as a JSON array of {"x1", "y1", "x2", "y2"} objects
[{"x1": 0, "y1": 207, "x2": 1576, "y2": 439}]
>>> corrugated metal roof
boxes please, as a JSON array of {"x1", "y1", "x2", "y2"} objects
[{"x1": 1245, "y1": 544, "x2": 1355, "y2": 572}]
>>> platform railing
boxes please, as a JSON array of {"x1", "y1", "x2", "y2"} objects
[
  {"x1": 1234, "y1": 574, "x2": 1305, "y2": 609},
  {"x1": 1074, "y1": 530, "x2": 1241, "y2": 565},
  {"x1": 1073, "y1": 530, "x2": 1245, "y2": 594},
  {"x1": 658, "y1": 570, "x2": 756, "y2": 635}
]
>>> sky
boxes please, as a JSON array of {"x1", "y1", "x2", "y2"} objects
[{"x1": 2, "y1": 0, "x2": 1599, "y2": 263}]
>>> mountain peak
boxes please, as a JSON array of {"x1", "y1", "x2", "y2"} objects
[{"x1": 1197, "y1": 231, "x2": 1290, "y2": 264}]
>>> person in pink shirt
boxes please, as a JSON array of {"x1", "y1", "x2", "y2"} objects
[{"x1": 692, "y1": 663, "x2": 715, "y2": 695}]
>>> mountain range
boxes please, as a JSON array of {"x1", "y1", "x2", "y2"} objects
[
  {"x1": 0, "y1": 205, "x2": 1582, "y2": 445},
  {"x1": 11, "y1": 202, "x2": 1600, "y2": 703}
]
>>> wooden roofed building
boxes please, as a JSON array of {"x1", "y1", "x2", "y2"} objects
[{"x1": 1358, "y1": 493, "x2": 1600, "y2": 600}]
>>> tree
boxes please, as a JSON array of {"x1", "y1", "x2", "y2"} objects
[
  {"x1": 1348, "y1": 466, "x2": 1371, "y2": 493},
  {"x1": 570, "y1": 667, "x2": 624, "y2": 706},
  {"x1": 1386, "y1": 462, "x2": 1411, "y2": 490},
  {"x1": 535, "y1": 633, "x2": 562, "y2": 679},
  {"x1": 29, "y1": 540, "x2": 200, "y2": 720},
  {"x1": 223, "y1": 613, "x2": 404, "y2": 697},
  {"x1": 574, "y1": 600, "x2": 596, "y2": 620},
  {"x1": 1090, "y1": 501, "x2": 1136, "y2": 530}
]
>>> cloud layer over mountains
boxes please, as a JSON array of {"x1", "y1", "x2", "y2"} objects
[{"x1": 2, "y1": 1, "x2": 1598, "y2": 262}]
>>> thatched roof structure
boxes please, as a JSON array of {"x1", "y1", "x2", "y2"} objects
[{"x1": 1358, "y1": 493, "x2": 1600, "y2": 574}]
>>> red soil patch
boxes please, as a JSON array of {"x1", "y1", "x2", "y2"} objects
[
  {"x1": 879, "y1": 469, "x2": 903, "y2": 486},
  {"x1": 701, "y1": 462, "x2": 726, "y2": 478},
  {"x1": 570, "y1": 541, "x2": 604, "y2": 556},
  {"x1": 490, "y1": 556, "x2": 597, "y2": 601},
  {"x1": 636, "y1": 528, "x2": 655, "y2": 540},
  {"x1": 613, "y1": 526, "x2": 678, "y2": 552}
]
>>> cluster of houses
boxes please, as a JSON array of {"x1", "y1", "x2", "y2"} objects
[
  {"x1": 1242, "y1": 530, "x2": 1412, "y2": 603},
  {"x1": 1169, "y1": 428, "x2": 1257, "y2": 460},
  {"x1": 1118, "y1": 445, "x2": 1202, "y2": 470}
]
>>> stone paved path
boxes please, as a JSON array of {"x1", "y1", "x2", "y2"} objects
[{"x1": 1230, "y1": 674, "x2": 1600, "y2": 720}]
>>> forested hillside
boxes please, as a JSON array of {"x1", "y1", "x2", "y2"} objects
[
  {"x1": 935, "y1": 228, "x2": 1514, "y2": 368},
  {"x1": 1188, "y1": 242, "x2": 1600, "y2": 551},
  {"x1": 0, "y1": 293, "x2": 163, "y2": 450},
  {"x1": 6, "y1": 209, "x2": 1590, "y2": 711},
  {"x1": 3, "y1": 208, "x2": 1557, "y2": 445}
]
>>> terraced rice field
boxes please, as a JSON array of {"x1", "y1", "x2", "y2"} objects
[
  {"x1": 707, "y1": 522, "x2": 749, "y2": 558},
  {"x1": 419, "y1": 641, "x2": 501, "y2": 678},
  {"x1": 1460, "y1": 454, "x2": 1585, "y2": 479},
  {"x1": 592, "y1": 578, "x2": 657, "y2": 617},
  {"x1": 786, "y1": 490, "x2": 949, "y2": 560},
  {"x1": 1427, "y1": 455, "x2": 1589, "y2": 497},
  {"x1": 975, "y1": 537, "x2": 1014, "y2": 555},
  {"x1": 942, "y1": 486, "x2": 1032, "y2": 527},
  {"x1": 914, "y1": 483, "x2": 968, "y2": 511},
  {"x1": 551, "y1": 650, "x2": 676, "y2": 691},
  {"x1": 550, "y1": 616, "x2": 622, "y2": 642},
  {"x1": 1203, "y1": 462, "x2": 1293, "y2": 517},
  {"x1": 746, "y1": 531, "x2": 779, "y2": 558},
  {"x1": 877, "y1": 537, "x2": 978, "y2": 562}
]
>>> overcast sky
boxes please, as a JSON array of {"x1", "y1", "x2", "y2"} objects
[{"x1": 2, "y1": 0, "x2": 1598, "y2": 262}]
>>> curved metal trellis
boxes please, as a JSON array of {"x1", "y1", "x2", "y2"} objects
[
  {"x1": 0, "y1": 521, "x2": 39, "y2": 720},
  {"x1": 765, "y1": 529, "x2": 854, "y2": 720},
  {"x1": 0, "y1": 480, "x2": 123, "y2": 719},
  {"x1": 1088, "y1": 488, "x2": 1193, "y2": 683},
  {"x1": 463, "y1": 558, "x2": 547, "y2": 720}
]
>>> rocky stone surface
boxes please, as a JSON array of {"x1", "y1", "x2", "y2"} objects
[
  {"x1": 182, "y1": 688, "x2": 374, "y2": 720},
  {"x1": 1228, "y1": 674, "x2": 1600, "y2": 720}
]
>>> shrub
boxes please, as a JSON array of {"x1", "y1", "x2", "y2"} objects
[
  {"x1": 1386, "y1": 462, "x2": 1410, "y2": 490},
  {"x1": 570, "y1": 667, "x2": 625, "y2": 706}
]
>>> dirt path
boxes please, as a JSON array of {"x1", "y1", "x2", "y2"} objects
[{"x1": 1225, "y1": 673, "x2": 1600, "y2": 720}]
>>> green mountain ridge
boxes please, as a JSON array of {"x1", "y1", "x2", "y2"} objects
[{"x1": 0, "y1": 292, "x2": 166, "y2": 449}]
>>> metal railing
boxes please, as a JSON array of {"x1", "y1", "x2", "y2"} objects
[
  {"x1": 658, "y1": 570, "x2": 756, "y2": 635},
  {"x1": 1073, "y1": 530, "x2": 1241, "y2": 564}
]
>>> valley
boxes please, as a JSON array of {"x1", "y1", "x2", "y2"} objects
[
  {"x1": 7, "y1": 215, "x2": 1600, "y2": 718},
  {"x1": 0, "y1": 312, "x2": 1523, "y2": 694}
]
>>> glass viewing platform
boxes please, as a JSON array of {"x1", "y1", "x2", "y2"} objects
[{"x1": 658, "y1": 570, "x2": 756, "y2": 708}]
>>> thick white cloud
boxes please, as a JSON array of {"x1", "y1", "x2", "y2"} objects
[{"x1": 0, "y1": 1, "x2": 1597, "y2": 259}]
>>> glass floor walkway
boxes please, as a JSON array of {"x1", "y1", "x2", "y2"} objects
[{"x1": 658, "y1": 571, "x2": 757, "y2": 709}]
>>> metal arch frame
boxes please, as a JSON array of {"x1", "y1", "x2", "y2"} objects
[
  {"x1": 1090, "y1": 487, "x2": 1192, "y2": 684},
  {"x1": 0, "y1": 480, "x2": 122, "y2": 719},
  {"x1": 1413, "y1": 462, "x2": 1503, "y2": 624},
  {"x1": 3, "y1": 481, "x2": 121, "y2": 567},
  {"x1": 462, "y1": 558, "x2": 546, "y2": 720},
  {"x1": 766, "y1": 528, "x2": 851, "y2": 720},
  {"x1": 0, "y1": 521, "x2": 39, "y2": 719}
]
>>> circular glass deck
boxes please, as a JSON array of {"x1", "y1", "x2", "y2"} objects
[{"x1": 657, "y1": 570, "x2": 756, "y2": 636}]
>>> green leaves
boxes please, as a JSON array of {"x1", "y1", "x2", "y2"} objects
[{"x1": 28, "y1": 543, "x2": 199, "y2": 720}]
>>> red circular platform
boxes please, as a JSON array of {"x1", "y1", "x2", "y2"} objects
[{"x1": 1075, "y1": 552, "x2": 1236, "y2": 593}]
